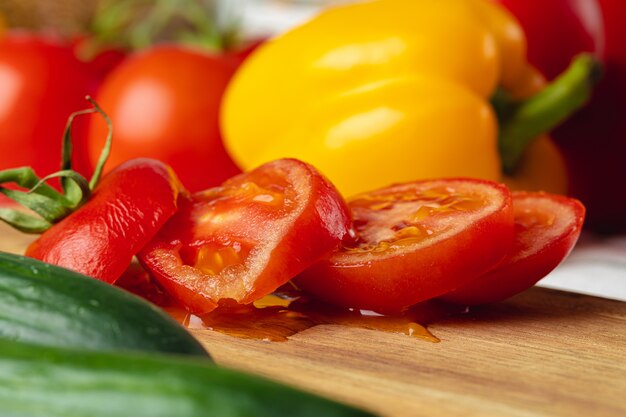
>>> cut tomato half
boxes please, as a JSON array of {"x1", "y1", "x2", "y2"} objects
[
  {"x1": 440, "y1": 192, "x2": 585, "y2": 306},
  {"x1": 294, "y1": 178, "x2": 515, "y2": 313},
  {"x1": 138, "y1": 159, "x2": 352, "y2": 314}
]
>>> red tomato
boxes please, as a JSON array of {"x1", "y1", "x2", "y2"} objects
[
  {"x1": 0, "y1": 32, "x2": 94, "y2": 179},
  {"x1": 70, "y1": 35, "x2": 128, "y2": 85},
  {"x1": 88, "y1": 45, "x2": 241, "y2": 192},
  {"x1": 26, "y1": 158, "x2": 182, "y2": 284},
  {"x1": 294, "y1": 179, "x2": 515, "y2": 313},
  {"x1": 138, "y1": 159, "x2": 352, "y2": 314},
  {"x1": 440, "y1": 192, "x2": 585, "y2": 306}
]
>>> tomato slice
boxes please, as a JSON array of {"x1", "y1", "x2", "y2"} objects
[
  {"x1": 26, "y1": 158, "x2": 182, "y2": 283},
  {"x1": 294, "y1": 178, "x2": 515, "y2": 313},
  {"x1": 440, "y1": 192, "x2": 585, "y2": 306},
  {"x1": 138, "y1": 159, "x2": 352, "y2": 314}
]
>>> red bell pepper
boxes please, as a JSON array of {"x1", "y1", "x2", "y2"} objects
[{"x1": 498, "y1": 0, "x2": 626, "y2": 233}]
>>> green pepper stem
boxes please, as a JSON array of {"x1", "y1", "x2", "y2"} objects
[{"x1": 497, "y1": 53, "x2": 602, "y2": 174}]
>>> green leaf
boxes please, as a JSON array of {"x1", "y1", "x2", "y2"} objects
[
  {"x1": 0, "y1": 208, "x2": 52, "y2": 234},
  {"x1": 0, "y1": 167, "x2": 66, "y2": 202},
  {"x1": 1, "y1": 188, "x2": 71, "y2": 223},
  {"x1": 30, "y1": 170, "x2": 92, "y2": 209}
]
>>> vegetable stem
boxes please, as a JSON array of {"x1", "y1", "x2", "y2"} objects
[
  {"x1": 87, "y1": 96, "x2": 113, "y2": 190},
  {"x1": 0, "y1": 97, "x2": 113, "y2": 233},
  {"x1": 497, "y1": 53, "x2": 602, "y2": 174}
]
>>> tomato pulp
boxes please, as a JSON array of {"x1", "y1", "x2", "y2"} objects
[
  {"x1": 138, "y1": 159, "x2": 352, "y2": 314},
  {"x1": 441, "y1": 192, "x2": 585, "y2": 305},
  {"x1": 295, "y1": 179, "x2": 515, "y2": 313}
]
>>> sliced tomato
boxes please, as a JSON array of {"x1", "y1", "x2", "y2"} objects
[
  {"x1": 138, "y1": 159, "x2": 352, "y2": 314},
  {"x1": 440, "y1": 192, "x2": 585, "y2": 306},
  {"x1": 26, "y1": 158, "x2": 182, "y2": 283},
  {"x1": 294, "y1": 178, "x2": 515, "y2": 313}
]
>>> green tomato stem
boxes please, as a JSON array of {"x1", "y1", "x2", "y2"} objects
[
  {"x1": 0, "y1": 208, "x2": 51, "y2": 234},
  {"x1": 497, "y1": 53, "x2": 602, "y2": 174},
  {"x1": 86, "y1": 96, "x2": 113, "y2": 191},
  {"x1": 0, "y1": 97, "x2": 113, "y2": 234},
  {"x1": 88, "y1": 0, "x2": 227, "y2": 53}
]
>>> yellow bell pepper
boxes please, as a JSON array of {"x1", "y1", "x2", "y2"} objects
[{"x1": 222, "y1": 0, "x2": 597, "y2": 197}]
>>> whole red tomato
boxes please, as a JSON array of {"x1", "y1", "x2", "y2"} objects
[
  {"x1": 0, "y1": 32, "x2": 94, "y2": 180},
  {"x1": 498, "y1": 0, "x2": 626, "y2": 233},
  {"x1": 88, "y1": 45, "x2": 241, "y2": 192}
]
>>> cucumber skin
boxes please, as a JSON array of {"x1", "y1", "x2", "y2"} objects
[
  {"x1": 0, "y1": 252, "x2": 207, "y2": 357},
  {"x1": 0, "y1": 339, "x2": 376, "y2": 417}
]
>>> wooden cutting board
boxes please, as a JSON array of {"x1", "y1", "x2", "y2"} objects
[{"x1": 1, "y1": 225, "x2": 625, "y2": 417}]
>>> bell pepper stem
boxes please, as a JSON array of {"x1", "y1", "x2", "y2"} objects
[{"x1": 498, "y1": 53, "x2": 602, "y2": 174}]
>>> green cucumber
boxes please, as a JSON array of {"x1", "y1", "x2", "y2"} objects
[
  {"x1": 0, "y1": 251, "x2": 207, "y2": 357},
  {"x1": 0, "y1": 338, "x2": 375, "y2": 417}
]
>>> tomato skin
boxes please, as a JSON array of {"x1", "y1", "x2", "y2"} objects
[
  {"x1": 26, "y1": 158, "x2": 182, "y2": 284},
  {"x1": 88, "y1": 45, "x2": 241, "y2": 192},
  {"x1": 0, "y1": 32, "x2": 94, "y2": 178},
  {"x1": 138, "y1": 158, "x2": 352, "y2": 314},
  {"x1": 440, "y1": 192, "x2": 585, "y2": 306},
  {"x1": 294, "y1": 179, "x2": 515, "y2": 313}
]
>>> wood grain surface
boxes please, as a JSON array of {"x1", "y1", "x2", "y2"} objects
[
  {"x1": 1, "y1": 224, "x2": 625, "y2": 417},
  {"x1": 193, "y1": 288, "x2": 626, "y2": 417}
]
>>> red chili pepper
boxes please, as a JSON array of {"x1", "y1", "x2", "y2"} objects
[
  {"x1": 26, "y1": 158, "x2": 183, "y2": 283},
  {"x1": 498, "y1": 0, "x2": 626, "y2": 233},
  {"x1": 0, "y1": 98, "x2": 183, "y2": 283}
]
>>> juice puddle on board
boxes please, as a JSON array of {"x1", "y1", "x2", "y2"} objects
[
  {"x1": 166, "y1": 287, "x2": 467, "y2": 343},
  {"x1": 117, "y1": 265, "x2": 465, "y2": 343}
]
